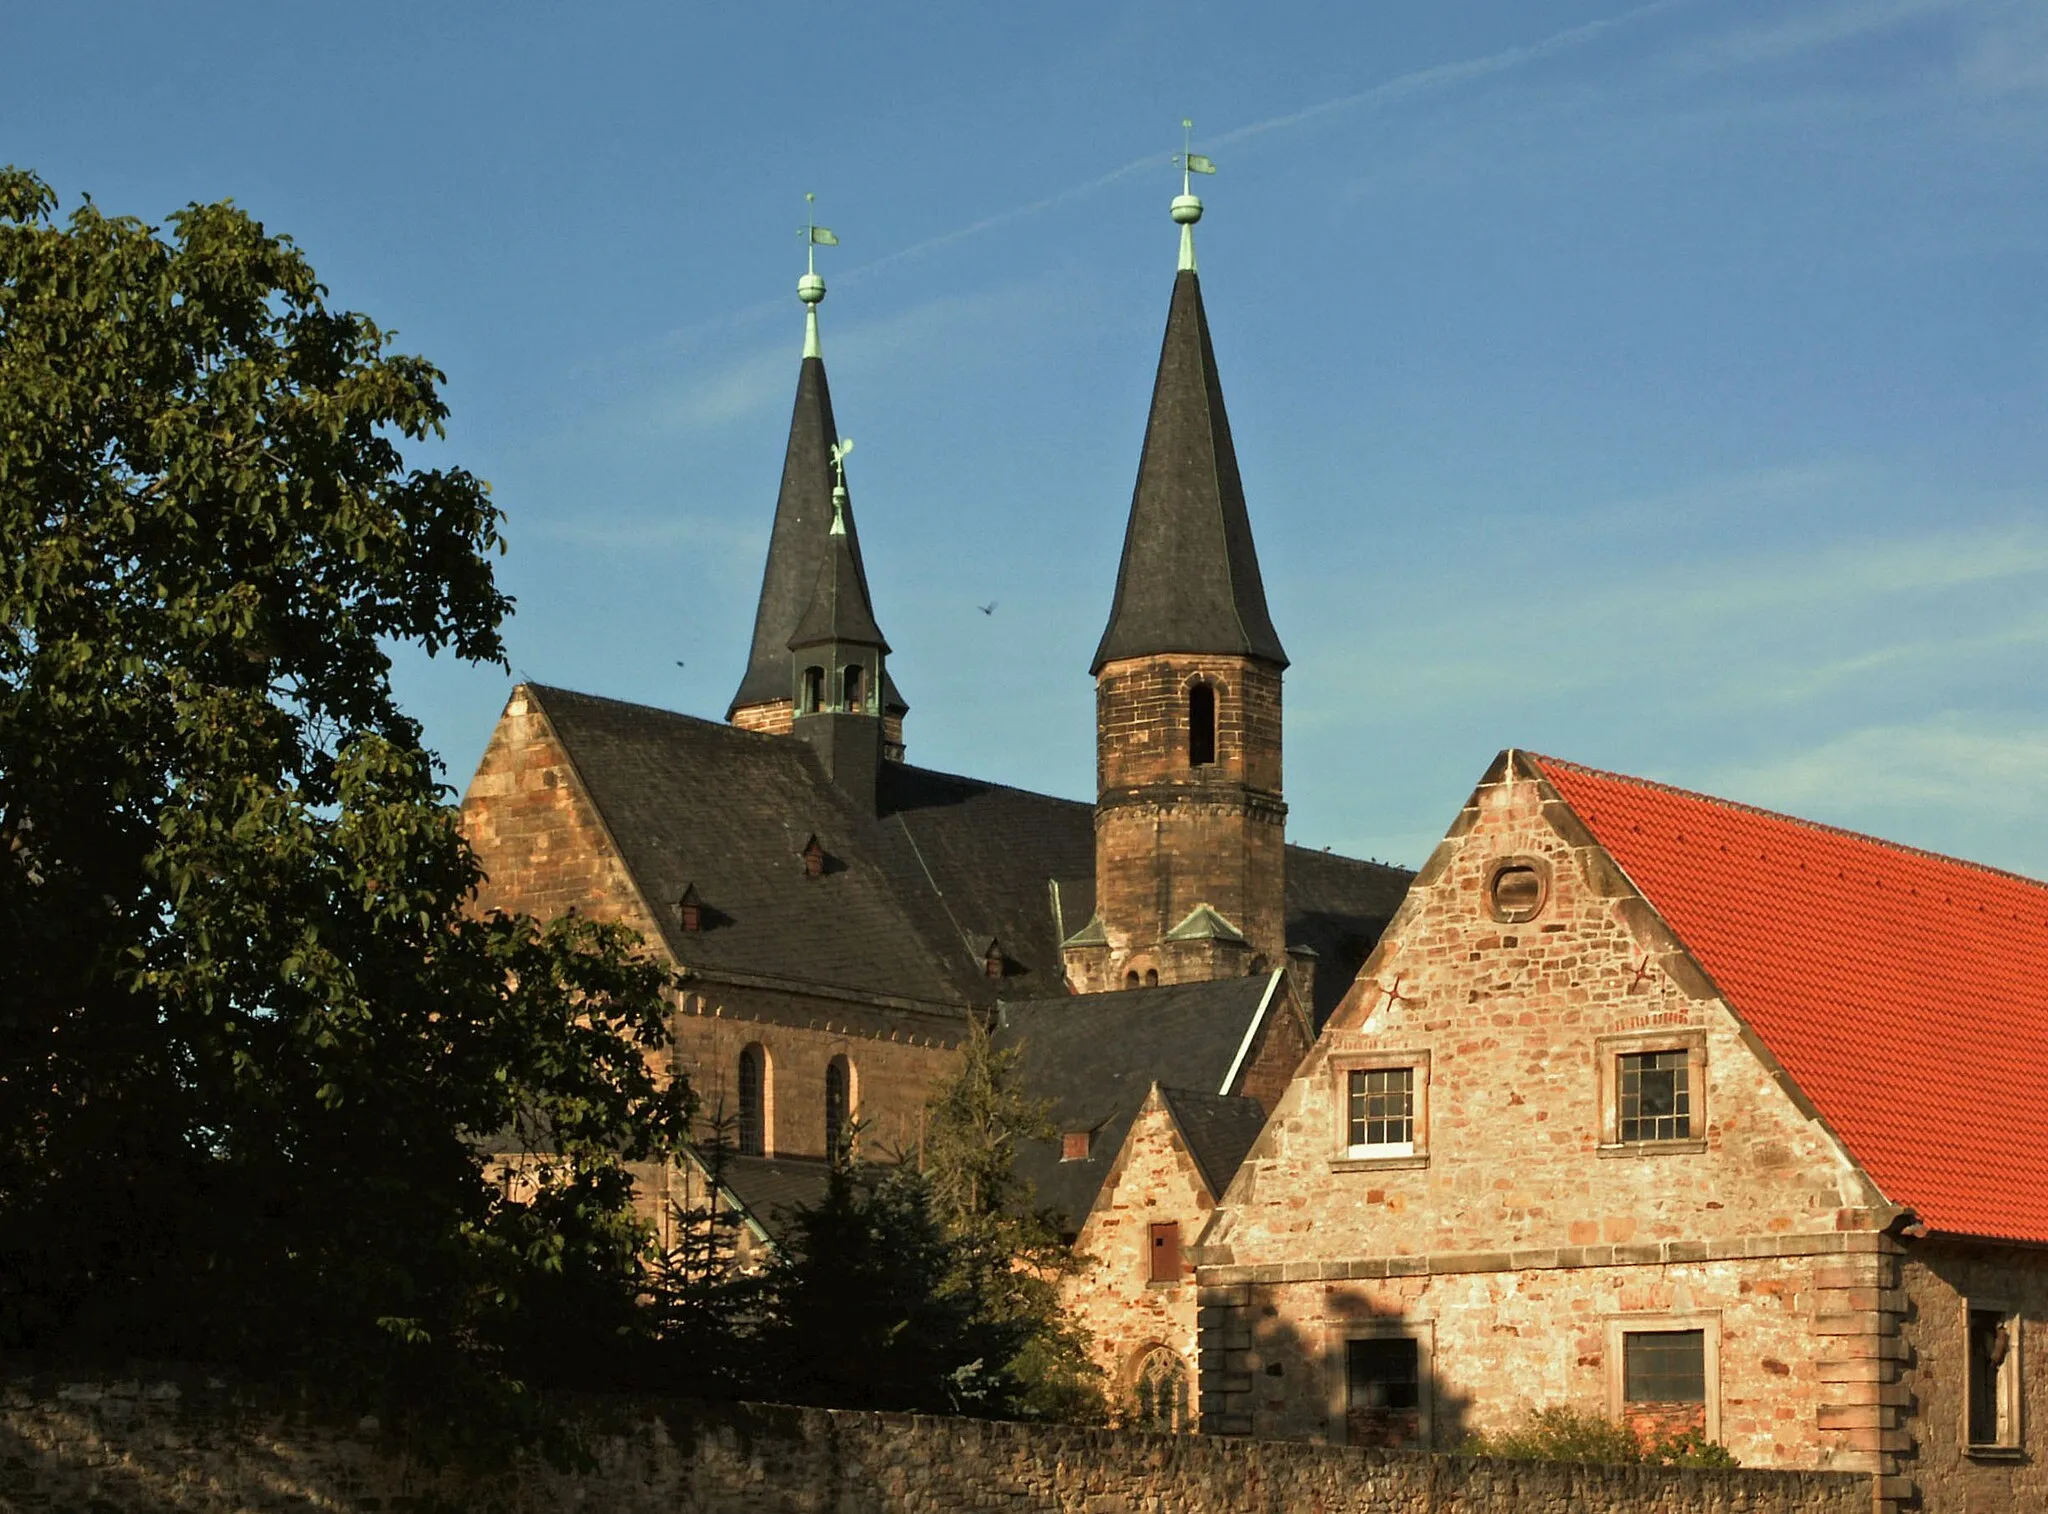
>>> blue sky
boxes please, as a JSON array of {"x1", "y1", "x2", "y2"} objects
[{"x1": 12, "y1": 0, "x2": 2047, "y2": 873}]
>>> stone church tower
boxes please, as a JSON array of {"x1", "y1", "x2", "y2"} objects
[{"x1": 1063, "y1": 179, "x2": 1298, "y2": 997}]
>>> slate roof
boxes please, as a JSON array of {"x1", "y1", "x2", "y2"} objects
[
  {"x1": 996, "y1": 975, "x2": 1282, "y2": 1232},
  {"x1": 788, "y1": 523, "x2": 887, "y2": 653},
  {"x1": 525, "y1": 684, "x2": 1409, "y2": 1021},
  {"x1": 702, "y1": 1152, "x2": 835, "y2": 1248},
  {"x1": 1092, "y1": 269, "x2": 1287, "y2": 674},
  {"x1": 1157, "y1": 1087, "x2": 1269, "y2": 1200},
  {"x1": 730, "y1": 353, "x2": 904, "y2": 716},
  {"x1": 529, "y1": 684, "x2": 1088, "y2": 1010},
  {"x1": 1533, "y1": 751, "x2": 2048, "y2": 1245}
]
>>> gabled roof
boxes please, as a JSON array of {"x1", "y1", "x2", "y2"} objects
[
  {"x1": 516, "y1": 684, "x2": 1407, "y2": 1022},
  {"x1": 730, "y1": 354, "x2": 904, "y2": 716},
  {"x1": 1090, "y1": 269, "x2": 1287, "y2": 674},
  {"x1": 525, "y1": 684, "x2": 1089, "y2": 1010},
  {"x1": 1157, "y1": 1086, "x2": 1269, "y2": 1200},
  {"x1": 997, "y1": 974, "x2": 1282, "y2": 1231},
  {"x1": 691, "y1": 1150, "x2": 836, "y2": 1249},
  {"x1": 1531, "y1": 751, "x2": 2048, "y2": 1245}
]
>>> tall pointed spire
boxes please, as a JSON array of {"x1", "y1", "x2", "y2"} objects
[
  {"x1": 729, "y1": 198, "x2": 907, "y2": 739},
  {"x1": 1090, "y1": 140, "x2": 1287, "y2": 675}
]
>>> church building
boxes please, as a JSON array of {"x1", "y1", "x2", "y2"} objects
[{"x1": 458, "y1": 172, "x2": 1406, "y2": 1389}]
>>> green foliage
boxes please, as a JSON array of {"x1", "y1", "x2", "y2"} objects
[
  {"x1": 1453, "y1": 1405, "x2": 1738, "y2": 1467},
  {"x1": 750, "y1": 1157, "x2": 1027, "y2": 1414},
  {"x1": 920, "y1": 1016, "x2": 1107, "y2": 1423},
  {"x1": 0, "y1": 167, "x2": 688, "y2": 1435}
]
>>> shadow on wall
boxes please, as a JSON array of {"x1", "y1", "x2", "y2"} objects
[{"x1": 1242, "y1": 1285, "x2": 1478, "y2": 1452}]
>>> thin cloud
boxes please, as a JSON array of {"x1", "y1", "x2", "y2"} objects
[{"x1": 1671, "y1": 0, "x2": 1977, "y2": 72}]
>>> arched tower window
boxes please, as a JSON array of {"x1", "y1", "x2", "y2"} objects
[
  {"x1": 1188, "y1": 681, "x2": 1216, "y2": 767},
  {"x1": 1124, "y1": 970, "x2": 1141, "y2": 990},
  {"x1": 1131, "y1": 1346, "x2": 1192, "y2": 1433},
  {"x1": 825, "y1": 1055, "x2": 853, "y2": 1163},
  {"x1": 800, "y1": 665, "x2": 825, "y2": 714},
  {"x1": 737, "y1": 1043, "x2": 768, "y2": 1157},
  {"x1": 841, "y1": 663, "x2": 865, "y2": 711}
]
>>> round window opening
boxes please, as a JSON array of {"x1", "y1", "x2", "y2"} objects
[{"x1": 1487, "y1": 859, "x2": 1549, "y2": 923}]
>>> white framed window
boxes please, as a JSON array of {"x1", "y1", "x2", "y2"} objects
[{"x1": 1329, "y1": 1050, "x2": 1429, "y2": 1168}]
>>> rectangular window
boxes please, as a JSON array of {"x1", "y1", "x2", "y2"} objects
[
  {"x1": 1347, "y1": 1337, "x2": 1420, "y2": 1411},
  {"x1": 1968, "y1": 1305, "x2": 2019, "y2": 1448},
  {"x1": 1346, "y1": 1067, "x2": 1415, "y2": 1155},
  {"x1": 1149, "y1": 1221, "x2": 1182, "y2": 1283},
  {"x1": 1618, "y1": 1049, "x2": 1692, "y2": 1143},
  {"x1": 1623, "y1": 1329, "x2": 1707, "y2": 1403}
]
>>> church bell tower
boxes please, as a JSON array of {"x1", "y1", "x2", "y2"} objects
[{"x1": 1063, "y1": 140, "x2": 1293, "y2": 995}]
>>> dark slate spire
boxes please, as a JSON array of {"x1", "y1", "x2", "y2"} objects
[
  {"x1": 1091, "y1": 267, "x2": 1288, "y2": 674},
  {"x1": 728, "y1": 229, "x2": 906, "y2": 719},
  {"x1": 789, "y1": 498, "x2": 889, "y2": 656}
]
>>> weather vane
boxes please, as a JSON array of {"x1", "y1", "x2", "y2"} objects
[
  {"x1": 798, "y1": 192, "x2": 839, "y2": 356},
  {"x1": 828, "y1": 437, "x2": 854, "y2": 533},
  {"x1": 1172, "y1": 119, "x2": 1215, "y2": 272}
]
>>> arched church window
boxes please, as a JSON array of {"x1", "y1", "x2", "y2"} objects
[
  {"x1": 800, "y1": 665, "x2": 825, "y2": 714},
  {"x1": 1124, "y1": 970, "x2": 1141, "y2": 990},
  {"x1": 825, "y1": 1055, "x2": 853, "y2": 1163},
  {"x1": 1145, "y1": 969, "x2": 1159, "y2": 988},
  {"x1": 1131, "y1": 1346, "x2": 1192, "y2": 1433},
  {"x1": 1188, "y1": 682, "x2": 1216, "y2": 767},
  {"x1": 737, "y1": 1043, "x2": 768, "y2": 1157},
  {"x1": 841, "y1": 663, "x2": 865, "y2": 711}
]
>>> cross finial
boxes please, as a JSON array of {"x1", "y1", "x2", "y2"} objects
[
  {"x1": 798, "y1": 192, "x2": 839, "y2": 357},
  {"x1": 1171, "y1": 119, "x2": 1214, "y2": 273}
]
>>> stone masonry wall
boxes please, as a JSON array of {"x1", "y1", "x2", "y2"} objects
[
  {"x1": 1084, "y1": 654, "x2": 1287, "y2": 991},
  {"x1": 458, "y1": 687, "x2": 959, "y2": 1166},
  {"x1": 1066, "y1": 1091, "x2": 1213, "y2": 1412},
  {"x1": 1193, "y1": 756, "x2": 1907, "y2": 1491},
  {"x1": 1892, "y1": 1238, "x2": 2048, "y2": 1514},
  {"x1": 1, "y1": 1374, "x2": 1872, "y2": 1514}
]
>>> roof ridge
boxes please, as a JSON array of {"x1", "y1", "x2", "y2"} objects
[{"x1": 1528, "y1": 749, "x2": 2048, "y2": 895}]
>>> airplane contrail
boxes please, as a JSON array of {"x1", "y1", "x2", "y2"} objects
[
  {"x1": 837, "y1": 0, "x2": 1697, "y2": 289},
  {"x1": 635, "y1": 0, "x2": 1694, "y2": 360}
]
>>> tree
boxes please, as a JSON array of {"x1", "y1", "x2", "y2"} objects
[
  {"x1": 0, "y1": 168, "x2": 688, "y2": 1428},
  {"x1": 750, "y1": 1157, "x2": 1023, "y2": 1414},
  {"x1": 922, "y1": 1016, "x2": 1106, "y2": 1422}
]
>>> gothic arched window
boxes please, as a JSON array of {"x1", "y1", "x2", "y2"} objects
[
  {"x1": 1132, "y1": 1346, "x2": 1192, "y2": 1433},
  {"x1": 1188, "y1": 682, "x2": 1216, "y2": 767},
  {"x1": 825, "y1": 1055, "x2": 853, "y2": 1163},
  {"x1": 737, "y1": 1043, "x2": 768, "y2": 1157}
]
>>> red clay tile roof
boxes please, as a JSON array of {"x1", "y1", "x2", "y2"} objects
[{"x1": 1531, "y1": 752, "x2": 2048, "y2": 1246}]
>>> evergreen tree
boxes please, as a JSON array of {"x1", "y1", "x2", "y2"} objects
[{"x1": 922, "y1": 1016, "x2": 1107, "y2": 1422}]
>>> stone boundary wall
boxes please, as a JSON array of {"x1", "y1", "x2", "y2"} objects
[{"x1": 2, "y1": 1370, "x2": 1871, "y2": 1514}]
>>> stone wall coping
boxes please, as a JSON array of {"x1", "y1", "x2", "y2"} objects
[{"x1": 1197, "y1": 1228, "x2": 1880, "y2": 1284}]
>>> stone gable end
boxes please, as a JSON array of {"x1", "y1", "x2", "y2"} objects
[
  {"x1": 1199, "y1": 753, "x2": 1883, "y2": 1267},
  {"x1": 460, "y1": 688, "x2": 670, "y2": 949}
]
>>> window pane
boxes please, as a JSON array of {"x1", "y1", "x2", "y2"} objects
[
  {"x1": 1347, "y1": 1337, "x2": 1420, "y2": 1411},
  {"x1": 1347, "y1": 1067, "x2": 1413, "y2": 1148},
  {"x1": 1619, "y1": 1050, "x2": 1691, "y2": 1142},
  {"x1": 1623, "y1": 1330, "x2": 1706, "y2": 1403}
]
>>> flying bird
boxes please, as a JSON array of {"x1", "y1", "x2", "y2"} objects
[{"x1": 977, "y1": 602, "x2": 997, "y2": 616}]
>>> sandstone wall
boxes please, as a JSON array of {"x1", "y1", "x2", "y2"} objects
[
  {"x1": 459, "y1": 688, "x2": 960, "y2": 1168},
  {"x1": 0, "y1": 1374, "x2": 1871, "y2": 1514},
  {"x1": 1192, "y1": 758, "x2": 1909, "y2": 1485},
  {"x1": 1893, "y1": 1238, "x2": 2048, "y2": 1514}
]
